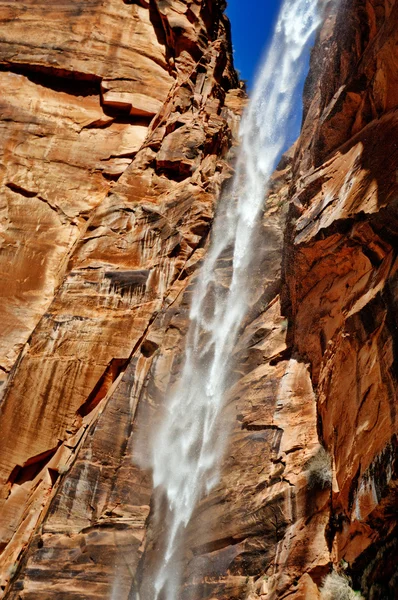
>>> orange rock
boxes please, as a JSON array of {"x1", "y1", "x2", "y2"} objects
[
  {"x1": 2, "y1": 0, "x2": 398, "y2": 599},
  {"x1": 0, "y1": 0, "x2": 243, "y2": 596}
]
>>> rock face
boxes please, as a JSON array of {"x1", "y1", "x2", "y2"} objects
[
  {"x1": 0, "y1": 0, "x2": 244, "y2": 596},
  {"x1": 286, "y1": 1, "x2": 398, "y2": 596},
  {"x1": 0, "y1": 0, "x2": 398, "y2": 599}
]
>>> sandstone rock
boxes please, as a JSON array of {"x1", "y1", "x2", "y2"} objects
[
  {"x1": 0, "y1": 69, "x2": 149, "y2": 380},
  {"x1": 0, "y1": 0, "x2": 242, "y2": 596},
  {"x1": 2, "y1": 0, "x2": 398, "y2": 599},
  {"x1": 285, "y1": 0, "x2": 398, "y2": 596}
]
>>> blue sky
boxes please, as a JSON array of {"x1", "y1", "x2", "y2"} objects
[
  {"x1": 226, "y1": 0, "x2": 312, "y2": 149},
  {"x1": 226, "y1": 0, "x2": 282, "y2": 89}
]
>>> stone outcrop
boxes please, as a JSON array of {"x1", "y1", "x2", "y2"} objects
[
  {"x1": 285, "y1": 0, "x2": 398, "y2": 596},
  {"x1": 0, "y1": 0, "x2": 244, "y2": 596},
  {"x1": 1, "y1": 0, "x2": 398, "y2": 599}
]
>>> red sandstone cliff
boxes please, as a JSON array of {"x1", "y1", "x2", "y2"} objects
[
  {"x1": 0, "y1": 0, "x2": 397, "y2": 599},
  {"x1": 0, "y1": 0, "x2": 244, "y2": 596}
]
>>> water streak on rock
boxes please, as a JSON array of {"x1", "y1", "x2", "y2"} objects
[{"x1": 148, "y1": 2, "x2": 321, "y2": 598}]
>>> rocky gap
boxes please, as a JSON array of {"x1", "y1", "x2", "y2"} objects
[
  {"x1": 6, "y1": 443, "x2": 62, "y2": 488},
  {"x1": 98, "y1": 170, "x2": 126, "y2": 183},
  {"x1": 82, "y1": 115, "x2": 149, "y2": 130},
  {"x1": 140, "y1": 339, "x2": 159, "y2": 358},
  {"x1": 149, "y1": 0, "x2": 175, "y2": 70},
  {"x1": 191, "y1": 534, "x2": 248, "y2": 557},
  {"x1": 155, "y1": 164, "x2": 194, "y2": 181},
  {"x1": 0, "y1": 63, "x2": 101, "y2": 96},
  {"x1": 242, "y1": 423, "x2": 284, "y2": 432},
  {"x1": 5, "y1": 182, "x2": 37, "y2": 198},
  {"x1": 76, "y1": 358, "x2": 128, "y2": 418},
  {"x1": 269, "y1": 347, "x2": 293, "y2": 366}
]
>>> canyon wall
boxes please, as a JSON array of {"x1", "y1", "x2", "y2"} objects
[
  {"x1": 0, "y1": 0, "x2": 244, "y2": 596},
  {"x1": 0, "y1": 0, "x2": 397, "y2": 599},
  {"x1": 287, "y1": 0, "x2": 398, "y2": 596}
]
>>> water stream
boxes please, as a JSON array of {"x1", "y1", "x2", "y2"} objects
[{"x1": 146, "y1": 1, "x2": 321, "y2": 598}]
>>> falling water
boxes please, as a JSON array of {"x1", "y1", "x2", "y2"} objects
[{"x1": 146, "y1": 1, "x2": 321, "y2": 598}]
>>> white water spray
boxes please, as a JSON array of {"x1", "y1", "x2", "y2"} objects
[{"x1": 147, "y1": 1, "x2": 321, "y2": 598}]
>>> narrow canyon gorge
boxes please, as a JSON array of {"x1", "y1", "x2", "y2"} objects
[{"x1": 0, "y1": 0, "x2": 397, "y2": 598}]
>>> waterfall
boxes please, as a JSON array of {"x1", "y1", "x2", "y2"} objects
[{"x1": 144, "y1": 1, "x2": 321, "y2": 598}]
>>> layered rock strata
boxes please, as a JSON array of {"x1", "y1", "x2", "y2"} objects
[
  {"x1": 1, "y1": 0, "x2": 398, "y2": 599},
  {"x1": 286, "y1": 0, "x2": 398, "y2": 596},
  {"x1": 0, "y1": 0, "x2": 244, "y2": 596}
]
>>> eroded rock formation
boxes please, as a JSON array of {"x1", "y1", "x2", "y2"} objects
[
  {"x1": 0, "y1": 0, "x2": 244, "y2": 596},
  {"x1": 0, "y1": 0, "x2": 397, "y2": 599},
  {"x1": 287, "y1": 1, "x2": 398, "y2": 596}
]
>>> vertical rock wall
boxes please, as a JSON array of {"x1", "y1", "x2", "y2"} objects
[
  {"x1": 0, "y1": 1, "x2": 244, "y2": 596},
  {"x1": 285, "y1": 0, "x2": 398, "y2": 597},
  {"x1": 1, "y1": 0, "x2": 398, "y2": 599}
]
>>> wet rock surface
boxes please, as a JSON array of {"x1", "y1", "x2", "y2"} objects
[
  {"x1": 1, "y1": 0, "x2": 398, "y2": 599},
  {"x1": 0, "y1": 0, "x2": 244, "y2": 595},
  {"x1": 286, "y1": 0, "x2": 398, "y2": 596}
]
